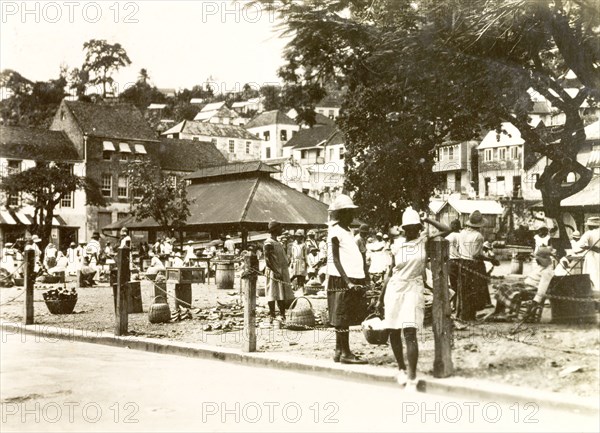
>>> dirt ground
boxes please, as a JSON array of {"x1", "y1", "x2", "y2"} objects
[{"x1": 1, "y1": 267, "x2": 598, "y2": 398}]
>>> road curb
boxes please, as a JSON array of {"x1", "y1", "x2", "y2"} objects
[{"x1": 1, "y1": 321, "x2": 597, "y2": 415}]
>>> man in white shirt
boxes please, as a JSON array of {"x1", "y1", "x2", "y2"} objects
[
  {"x1": 224, "y1": 235, "x2": 236, "y2": 254},
  {"x1": 533, "y1": 226, "x2": 550, "y2": 254},
  {"x1": 574, "y1": 217, "x2": 600, "y2": 291}
]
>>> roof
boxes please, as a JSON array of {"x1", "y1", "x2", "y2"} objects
[
  {"x1": 435, "y1": 197, "x2": 504, "y2": 215},
  {"x1": 146, "y1": 138, "x2": 227, "y2": 172},
  {"x1": 531, "y1": 100, "x2": 553, "y2": 114},
  {"x1": 194, "y1": 105, "x2": 240, "y2": 121},
  {"x1": 190, "y1": 98, "x2": 204, "y2": 104},
  {"x1": 428, "y1": 199, "x2": 446, "y2": 214},
  {"x1": 0, "y1": 126, "x2": 80, "y2": 161},
  {"x1": 284, "y1": 125, "x2": 337, "y2": 149},
  {"x1": 561, "y1": 176, "x2": 600, "y2": 208},
  {"x1": 244, "y1": 110, "x2": 297, "y2": 129},
  {"x1": 162, "y1": 120, "x2": 260, "y2": 140},
  {"x1": 61, "y1": 100, "x2": 158, "y2": 141},
  {"x1": 147, "y1": 103, "x2": 167, "y2": 110},
  {"x1": 478, "y1": 122, "x2": 524, "y2": 149},
  {"x1": 314, "y1": 113, "x2": 336, "y2": 126},
  {"x1": 103, "y1": 174, "x2": 329, "y2": 231},
  {"x1": 185, "y1": 161, "x2": 278, "y2": 181},
  {"x1": 200, "y1": 101, "x2": 226, "y2": 112},
  {"x1": 324, "y1": 129, "x2": 344, "y2": 146}
]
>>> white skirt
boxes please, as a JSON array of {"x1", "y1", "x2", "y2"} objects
[{"x1": 383, "y1": 276, "x2": 424, "y2": 330}]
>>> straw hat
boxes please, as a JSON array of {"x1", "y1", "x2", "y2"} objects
[
  {"x1": 571, "y1": 231, "x2": 581, "y2": 240},
  {"x1": 295, "y1": 229, "x2": 305, "y2": 237},
  {"x1": 376, "y1": 232, "x2": 383, "y2": 237},
  {"x1": 401, "y1": 207, "x2": 421, "y2": 227},
  {"x1": 328, "y1": 194, "x2": 358, "y2": 211},
  {"x1": 465, "y1": 211, "x2": 485, "y2": 228},
  {"x1": 31, "y1": 235, "x2": 41, "y2": 243}
]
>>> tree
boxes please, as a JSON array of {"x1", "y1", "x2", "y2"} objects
[
  {"x1": 0, "y1": 68, "x2": 67, "y2": 128},
  {"x1": 126, "y1": 160, "x2": 191, "y2": 236},
  {"x1": 1, "y1": 162, "x2": 105, "y2": 250},
  {"x1": 268, "y1": 0, "x2": 598, "y2": 250},
  {"x1": 138, "y1": 68, "x2": 150, "y2": 85},
  {"x1": 82, "y1": 39, "x2": 131, "y2": 97}
]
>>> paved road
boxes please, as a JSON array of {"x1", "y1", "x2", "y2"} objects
[{"x1": 1, "y1": 331, "x2": 597, "y2": 432}]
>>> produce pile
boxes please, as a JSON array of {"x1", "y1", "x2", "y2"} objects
[{"x1": 42, "y1": 287, "x2": 77, "y2": 302}]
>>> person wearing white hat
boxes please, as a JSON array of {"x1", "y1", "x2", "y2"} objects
[
  {"x1": 1, "y1": 242, "x2": 17, "y2": 274},
  {"x1": 306, "y1": 229, "x2": 319, "y2": 253},
  {"x1": 456, "y1": 210, "x2": 493, "y2": 321},
  {"x1": 376, "y1": 206, "x2": 450, "y2": 390},
  {"x1": 224, "y1": 235, "x2": 236, "y2": 254},
  {"x1": 570, "y1": 230, "x2": 581, "y2": 250},
  {"x1": 573, "y1": 217, "x2": 600, "y2": 291},
  {"x1": 367, "y1": 232, "x2": 387, "y2": 280},
  {"x1": 327, "y1": 194, "x2": 368, "y2": 365},
  {"x1": 290, "y1": 229, "x2": 307, "y2": 290}
]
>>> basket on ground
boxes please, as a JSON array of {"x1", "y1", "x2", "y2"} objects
[
  {"x1": 45, "y1": 297, "x2": 77, "y2": 314},
  {"x1": 361, "y1": 313, "x2": 389, "y2": 345},
  {"x1": 148, "y1": 296, "x2": 171, "y2": 324},
  {"x1": 286, "y1": 296, "x2": 315, "y2": 330}
]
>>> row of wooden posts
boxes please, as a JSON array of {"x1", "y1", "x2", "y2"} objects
[{"x1": 22, "y1": 238, "x2": 453, "y2": 378}]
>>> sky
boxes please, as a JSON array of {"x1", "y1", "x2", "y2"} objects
[{"x1": 0, "y1": 0, "x2": 291, "y2": 93}]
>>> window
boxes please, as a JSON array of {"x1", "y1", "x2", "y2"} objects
[
  {"x1": 60, "y1": 192, "x2": 73, "y2": 208},
  {"x1": 193, "y1": 137, "x2": 199, "y2": 141},
  {"x1": 120, "y1": 153, "x2": 128, "y2": 162},
  {"x1": 448, "y1": 146, "x2": 454, "y2": 159},
  {"x1": 510, "y1": 146, "x2": 520, "y2": 159},
  {"x1": 168, "y1": 175, "x2": 177, "y2": 188},
  {"x1": 339, "y1": 147, "x2": 345, "y2": 160},
  {"x1": 265, "y1": 147, "x2": 271, "y2": 159},
  {"x1": 317, "y1": 110, "x2": 324, "y2": 114},
  {"x1": 133, "y1": 187, "x2": 143, "y2": 200},
  {"x1": 484, "y1": 149, "x2": 493, "y2": 162},
  {"x1": 117, "y1": 176, "x2": 128, "y2": 198},
  {"x1": 512, "y1": 176, "x2": 522, "y2": 197},
  {"x1": 280, "y1": 130, "x2": 287, "y2": 141},
  {"x1": 455, "y1": 172, "x2": 462, "y2": 192},
  {"x1": 498, "y1": 147, "x2": 506, "y2": 160},
  {"x1": 301, "y1": 150, "x2": 308, "y2": 159},
  {"x1": 484, "y1": 177, "x2": 491, "y2": 196},
  {"x1": 101, "y1": 174, "x2": 112, "y2": 197},
  {"x1": 246, "y1": 141, "x2": 251, "y2": 154},
  {"x1": 117, "y1": 212, "x2": 129, "y2": 221},
  {"x1": 329, "y1": 148, "x2": 335, "y2": 161},
  {"x1": 103, "y1": 151, "x2": 112, "y2": 160},
  {"x1": 263, "y1": 131, "x2": 270, "y2": 141},
  {"x1": 229, "y1": 140, "x2": 235, "y2": 153},
  {"x1": 328, "y1": 110, "x2": 334, "y2": 119}
]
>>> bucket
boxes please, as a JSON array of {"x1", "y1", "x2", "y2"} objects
[{"x1": 215, "y1": 261, "x2": 235, "y2": 291}]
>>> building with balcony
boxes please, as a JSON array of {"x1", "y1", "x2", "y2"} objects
[{"x1": 432, "y1": 140, "x2": 478, "y2": 196}]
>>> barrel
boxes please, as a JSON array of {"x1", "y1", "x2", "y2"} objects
[
  {"x1": 548, "y1": 274, "x2": 597, "y2": 324},
  {"x1": 215, "y1": 261, "x2": 235, "y2": 291},
  {"x1": 510, "y1": 257, "x2": 523, "y2": 274}
]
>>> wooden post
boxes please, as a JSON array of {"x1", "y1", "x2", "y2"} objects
[
  {"x1": 115, "y1": 247, "x2": 129, "y2": 336},
  {"x1": 242, "y1": 249, "x2": 258, "y2": 352},
  {"x1": 429, "y1": 237, "x2": 453, "y2": 378},
  {"x1": 23, "y1": 249, "x2": 35, "y2": 325}
]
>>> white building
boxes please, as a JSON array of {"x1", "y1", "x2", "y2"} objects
[
  {"x1": 244, "y1": 110, "x2": 299, "y2": 160},
  {"x1": 162, "y1": 120, "x2": 262, "y2": 162}
]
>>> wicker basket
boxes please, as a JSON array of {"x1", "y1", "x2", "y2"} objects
[
  {"x1": 361, "y1": 313, "x2": 389, "y2": 345},
  {"x1": 286, "y1": 296, "x2": 315, "y2": 330},
  {"x1": 45, "y1": 297, "x2": 77, "y2": 314},
  {"x1": 148, "y1": 296, "x2": 171, "y2": 324}
]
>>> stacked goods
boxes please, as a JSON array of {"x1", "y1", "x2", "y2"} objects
[{"x1": 43, "y1": 287, "x2": 77, "y2": 314}]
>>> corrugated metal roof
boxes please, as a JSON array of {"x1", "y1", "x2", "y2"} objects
[
  {"x1": 201, "y1": 101, "x2": 226, "y2": 112},
  {"x1": 163, "y1": 120, "x2": 259, "y2": 140},
  {"x1": 186, "y1": 161, "x2": 278, "y2": 180},
  {"x1": 445, "y1": 197, "x2": 504, "y2": 215},
  {"x1": 244, "y1": 110, "x2": 297, "y2": 129},
  {"x1": 561, "y1": 176, "x2": 600, "y2": 208},
  {"x1": 102, "y1": 175, "x2": 329, "y2": 230},
  {"x1": 478, "y1": 122, "x2": 524, "y2": 149}
]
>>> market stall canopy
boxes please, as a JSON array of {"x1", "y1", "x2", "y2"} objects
[
  {"x1": 561, "y1": 176, "x2": 600, "y2": 209},
  {"x1": 102, "y1": 162, "x2": 329, "y2": 232}
]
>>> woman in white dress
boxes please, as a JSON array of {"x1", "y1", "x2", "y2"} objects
[{"x1": 377, "y1": 207, "x2": 450, "y2": 390}]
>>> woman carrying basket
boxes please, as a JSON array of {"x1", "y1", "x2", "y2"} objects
[
  {"x1": 376, "y1": 207, "x2": 450, "y2": 391},
  {"x1": 327, "y1": 195, "x2": 370, "y2": 365}
]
